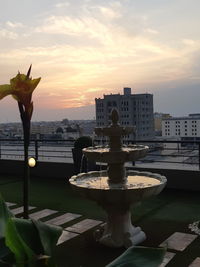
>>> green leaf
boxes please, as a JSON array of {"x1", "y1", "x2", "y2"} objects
[
  {"x1": 0, "y1": 194, "x2": 13, "y2": 239},
  {"x1": 0, "y1": 195, "x2": 15, "y2": 264},
  {"x1": 0, "y1": 84, "x2": 12, "y2": 100},
  {"x1": 5, "y1": 218, "x2": 36, "y2": 266},
  {"x1": 26, "y1": 64, "x2": 32, "y2": 79},
  {"x1": 13, "y1": 218, "x2": 43, "y2": 255},
  {"x1": 32, "y1": 219, "x2": 62, "y2": 256},
  {"x1": 106, "y1": 246, "x2": 166, "y2": 267},
  {"x1": 0, "y1": 238, "x2": 11, "y2": 259}
]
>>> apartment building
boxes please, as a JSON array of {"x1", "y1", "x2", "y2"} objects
[
  {"x1": 95, "y1": 88, "x2": 154, "y2": 140},
  {"x1": 162, "y1": 114, "x2": 200, "y2": 140}
]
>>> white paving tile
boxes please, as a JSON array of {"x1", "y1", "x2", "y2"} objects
[
  {"x1": 29, "y1": 209, "x2": 58, "y2": 220},
  {"x1": 159, "y1": 252, "x2": 176, "y2": 267},
  {"x1": 11, "y1": 206, "x2": 36, "y2": 215},
  {"x1": 160, "y1": 232, "x2": 198, "y2": 251},
  {"x1": 45, "y1": 213, "x2": 81, "y2": 226},
  {"x1": 65, "y1": 219, "x2": 102, "y2": 234},
  {"x1": 188, "y1": 257, "x2": 200, "y2": 267},
  {"x1": 57, "y1": 231, "x2": 79, "y2": 245},
  {"x1": 6, "y1": 202, "x2": 16, "y2": 207}
]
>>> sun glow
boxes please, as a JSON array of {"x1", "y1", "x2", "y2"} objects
[{"x1": 0, "y1": 1, "x2": 200, "y2": 120}]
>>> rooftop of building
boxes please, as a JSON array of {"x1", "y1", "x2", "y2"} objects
[
  {"x1": 163, "y1": 115, "x2": 200, "y2": 121},
  {"x1": 1, "y1": 172, "x2": 200, "y2": 267},
  {"x1": 95, "y1": 88, "x2": 153, "y2": 100}
]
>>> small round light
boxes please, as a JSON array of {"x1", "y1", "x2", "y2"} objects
[{"x1": 28, "y1": 157, "x2": 36, "y2": 167}]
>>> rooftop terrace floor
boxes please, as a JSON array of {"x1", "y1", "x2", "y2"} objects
[{"x1": 1, "y1": 175, "x2": 200, "y2": 266}]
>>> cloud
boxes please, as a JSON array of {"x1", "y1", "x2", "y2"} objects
[
  {"x1": 6, "y1": 21, "x2": 24, "y2": 28},
  {"x1": 0, "y1": 28, "x2": 18, "y2": 39},
  {"x1": 98, "y1": 6, "x2": 122, "y2": 19},
  {"x1": 34, "y1": 15, "x2": 114, "y2": 47},
  {"x1": 144, "y1": 28, "x2": 159, "y2": 35},
  {"x1": 0, "y1": 24, "x2": 199, "y2": 109},
  {"x1": 54, "y1": 2, "x2": 70, "y2": 8},
  {"x1": 182, "y1": 39, "x2": 198, "y2": 47},
  {"x1": 1, "y1": 0, "x2": 200, "y2": 114}
]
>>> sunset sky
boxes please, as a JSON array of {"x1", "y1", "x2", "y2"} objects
[{"x1": 0, "y1": 0, "x2": 200, "y2": 122}]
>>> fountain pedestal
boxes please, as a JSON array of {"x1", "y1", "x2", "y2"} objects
[
  {"x1": 98, "y1": 202, "x2": 146, "y2": 248},
  {"x1": 107, "y1": 163, "x2": 126, "y2": 183}
]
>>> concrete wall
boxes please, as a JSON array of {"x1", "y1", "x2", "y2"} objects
[
  {"x1": 0, "y1": 159, "x2": 200, "y2": 191},
  {"x1": 131, "y1": 166, "x2": 200, "y2": 191},
  {"x1": 0, "y1": 160, "x2": 74, "y2": 180}
]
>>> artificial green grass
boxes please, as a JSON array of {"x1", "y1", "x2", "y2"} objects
[
  {"x1": 0, "y1": 175, "x2": 106, "y2": 220},
  {"x1": 1, "y1": 175, "x2": 200, "y2": 266}
]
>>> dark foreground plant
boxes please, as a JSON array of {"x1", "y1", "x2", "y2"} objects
[
  {"x1": 0, "y1": 194, "x2": 62, "y2": 267},
  {"x1": 106, "y1": 245, "x2": 166, "y2": 267}
]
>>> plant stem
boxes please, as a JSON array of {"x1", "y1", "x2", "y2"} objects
[
  {"x1": 18, "y1": 102, "x2": 30, "y2": 219},
  {"x1": 23, "y1": 134, "x2": 30, "y2": 219}
]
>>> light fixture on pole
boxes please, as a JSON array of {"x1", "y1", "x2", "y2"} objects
[{"x1": 28, "y1": 157, "x2": 36, "y2": 168}]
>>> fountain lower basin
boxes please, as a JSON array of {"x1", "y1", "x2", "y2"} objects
[
  {"x1": 69, "y1": 170, "x2": 166, "y2": 247},
  {"x1": 70, "y1": 170, "x2": 166, "y2": 203}
]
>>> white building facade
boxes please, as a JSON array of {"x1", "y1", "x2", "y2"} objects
[
  {"x1": 162, "y1": 114, "x2": 200, "y2": 140},
  {"x1": 95, "y1": 88, "x2": 154, "y2": 140}
]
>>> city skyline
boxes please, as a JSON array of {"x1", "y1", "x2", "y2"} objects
[{"x1": 0, "y1": 0, "x2": 200, "y2": 122}]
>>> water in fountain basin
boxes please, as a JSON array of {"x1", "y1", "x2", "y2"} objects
[
  {"x1": 80, "y1": 154, "x2": 86, "y2": 173},
  {"x1": 92, "y1": 131, "x2": 95, "y2": 147},
  {"x1": 76, "y1": 175, "x2": 161, "y2": 190},
  {"x1": 89, "y1": 146, "x2": 140, "y2": 153},
  {"x1": 98, "y1": 135, "x2": 104, "y2": 188},
  {"x1": 97, "y1": 134, "x2": 108, "y2": 188}
]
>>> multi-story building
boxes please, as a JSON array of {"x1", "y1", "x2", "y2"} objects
[
  {"x1": 154, "y1": 112, "x2": 171, "y2": 136},
  {"x1": 162, "y1": 114, "x2": 200, "y2": 141},
  {"x1": 31, "y1": 121, "x2": 59, "y2": 135},
  {"x1": 95, "y1": 88, "x2": 154, "y2": 140}
]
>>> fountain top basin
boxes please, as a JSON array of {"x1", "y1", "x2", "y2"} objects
[{"x1": 83, "y1": 144, "x2": 149, "y2": 163}]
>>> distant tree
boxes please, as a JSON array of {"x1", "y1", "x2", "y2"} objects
[
  {"x1": 61, "y1": 118, "x2": 69, "y2": 125},
  {"x1": 56, "y1": 127, "x2": 64, "y2": 133}
]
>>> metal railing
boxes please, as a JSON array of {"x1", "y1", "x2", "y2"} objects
[
  {"x1": 0, "y1": 139, "x2": 199, "y2": 170},
  {"x1": 133, "y1": 140, "x2": 200, "y2": 170}
]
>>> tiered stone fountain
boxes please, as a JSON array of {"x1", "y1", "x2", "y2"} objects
[{"x1": 69, "y1": 109, "x2": 167, "y2": 248}]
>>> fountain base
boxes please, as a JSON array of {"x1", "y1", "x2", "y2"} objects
[{"x1": 96, "y1": 203, "x2": 146, "y2": 248}]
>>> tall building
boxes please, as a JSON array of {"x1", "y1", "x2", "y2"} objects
[
  {"x1": 95, "y1": 88, "x2": 154, "y2": 140},
  {"x1": 162, "y1": 114, "x2": 200, "y2": 141}
]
